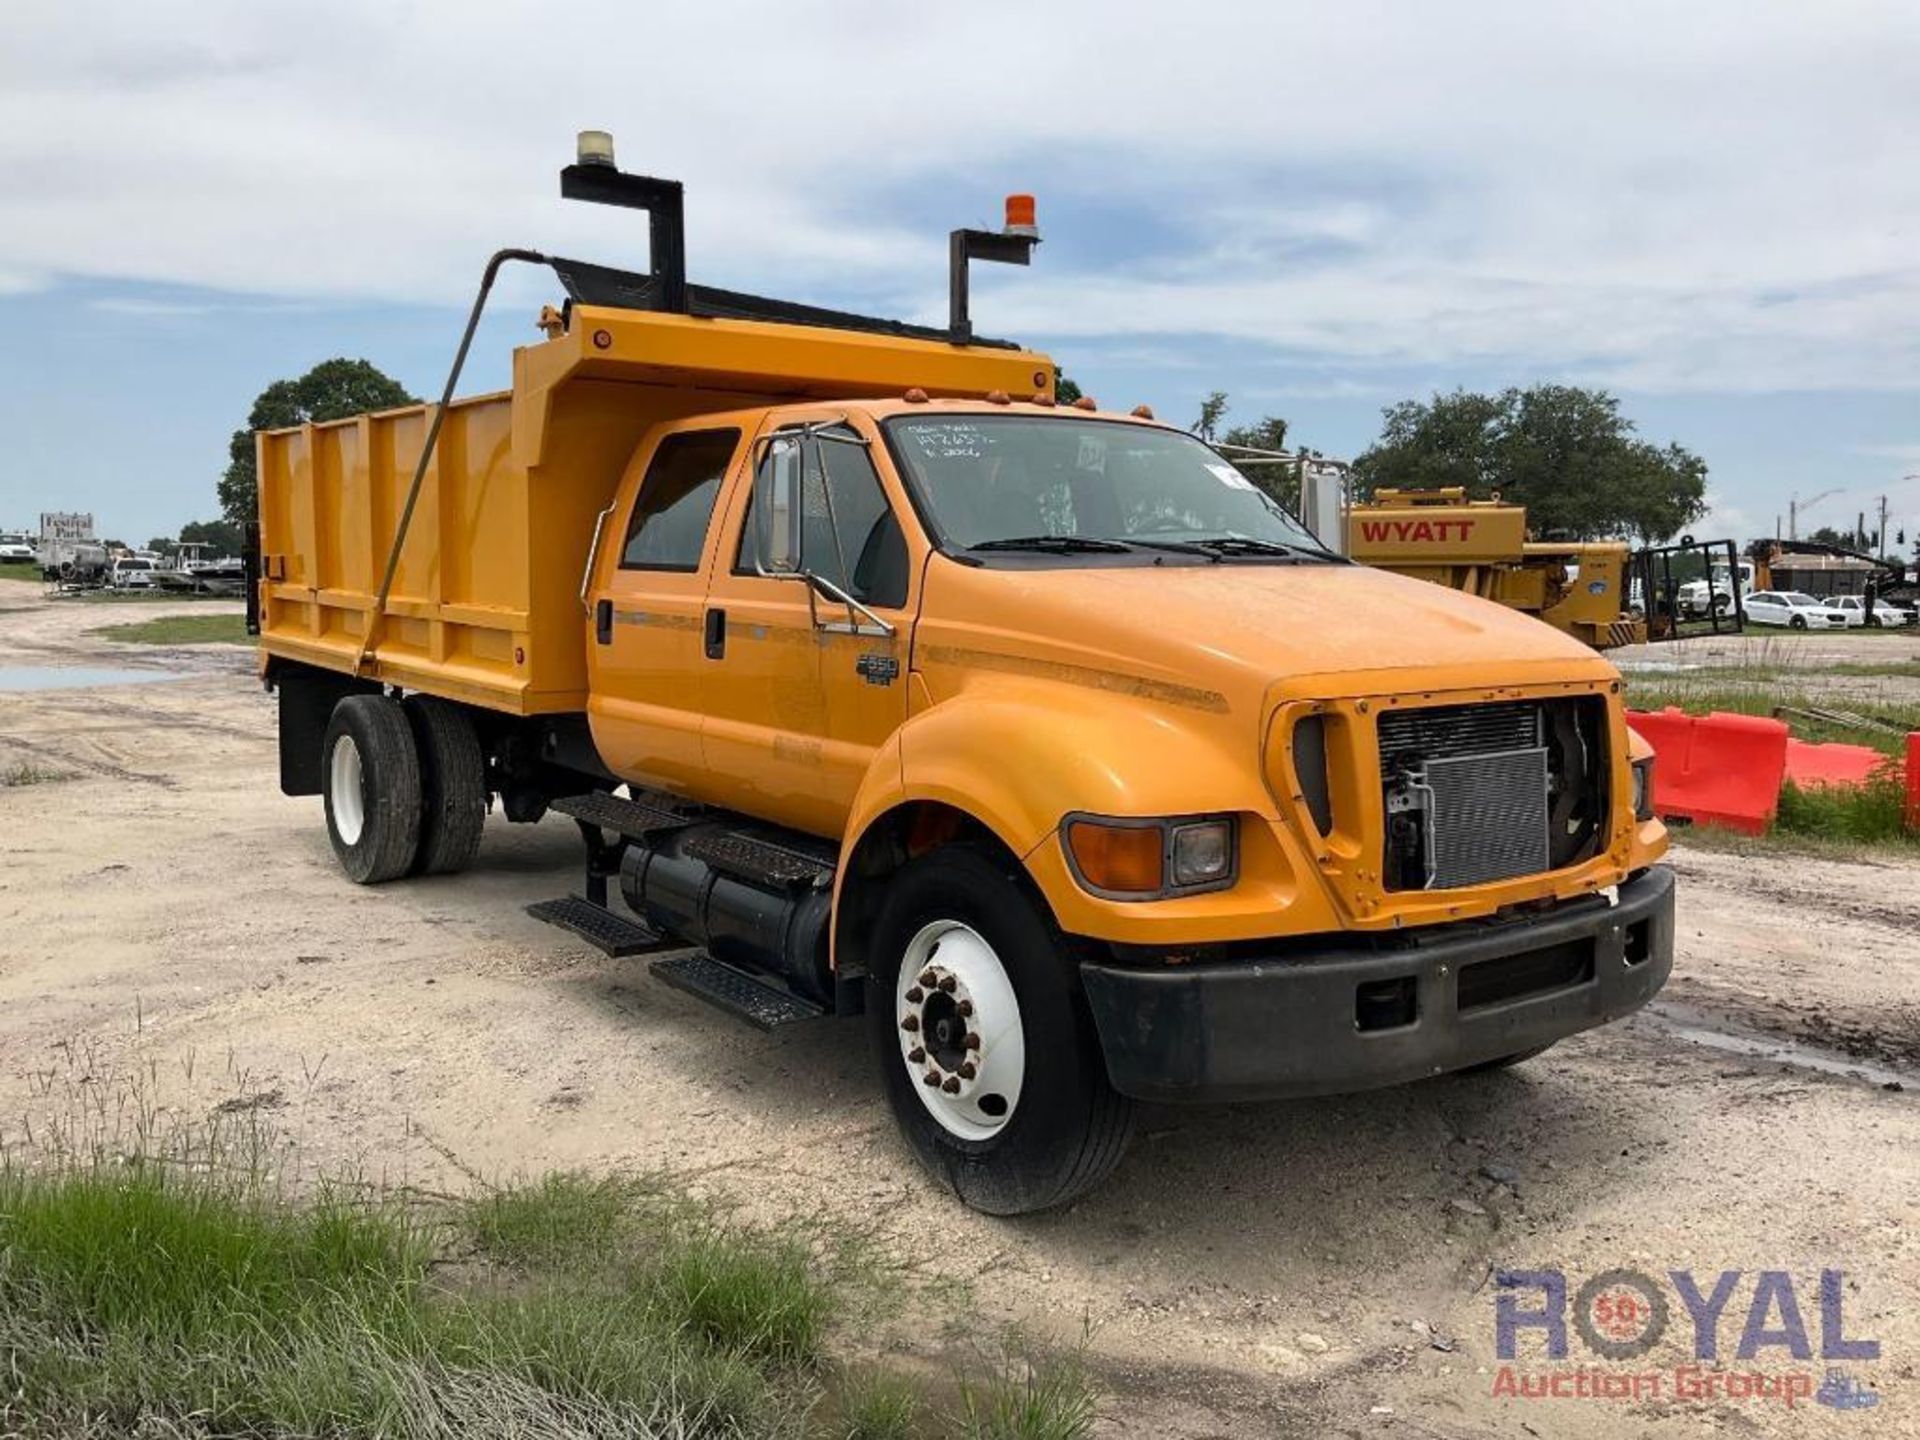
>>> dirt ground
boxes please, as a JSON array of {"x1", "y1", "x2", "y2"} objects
[{"x1": 3, "y1": 587, "x2": 1918, "y2": 1438}]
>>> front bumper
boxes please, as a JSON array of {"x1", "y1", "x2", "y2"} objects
[{"x1": 1080, "y1": 864, "x2": 1674, "y2": 1103}]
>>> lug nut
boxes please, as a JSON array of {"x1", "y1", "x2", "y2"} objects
[
  {"x1": 905, "y1": 986, "x2": 925, "y2": 1003},
  {"x1": 957, "y1": 1061, "x2": 977, "y2": 1080},
  {"x1": 938, "y1": 975, "x2": 957, "y2": 992},
  {"x1": 922, "y1": 1069, "x2": 941, "y2": 1087},
  {"x1": 918, "y1": 970, "x2": 938, "y2": 988},
  {"x1": 956, "y1": 999, "x2": 973, "y2": 1017},
  {"x1": 900, "y1": 1014, "x2": 919, "y2": 1032},
  {"x1": 964, "y1": 1032, "x2": 982, "y2": 1051},
  {"x1": 942, "y1": 1076, "x2": 961, "y2": 1094},
  {"x1": 907, "y1": 1046, "x2": 925, "y2": 1063}
]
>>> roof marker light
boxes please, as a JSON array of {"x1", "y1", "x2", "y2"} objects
[
  {"x1": 986, "y1": 390, "x2": 1011, "y2": 405},
  {"x1": 1072, "y1": 395, "x2": 1098, "y2": 411},
  {"x1": 904, "y1": 387, "x2": 929, "y2": 403},
  {"x1": 1130, "y1": 404, "x2": 1155, "y2": 419}
]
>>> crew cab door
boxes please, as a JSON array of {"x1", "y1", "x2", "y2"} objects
[
  {"x1": 701, "y1": 411, "x2": 918, "y2": 837},
  {"x1": 585, "y1": 422, "x2": 745, "y2": 793}
]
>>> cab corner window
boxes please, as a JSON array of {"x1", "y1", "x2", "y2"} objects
[{"x1": 620, "y1": 428, "x2": 741, "y2": 572}]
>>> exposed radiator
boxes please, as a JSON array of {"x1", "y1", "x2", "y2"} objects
[
  {"x1": 1379, "y1": 702, "x2": 1552, "y2": 890},
  {"x1": 1422, "y1": 748, "x2": 1551, "y2": 887}
]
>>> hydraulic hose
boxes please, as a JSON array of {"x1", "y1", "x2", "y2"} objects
[{"x1": 354, "y1": 247, "x2": 552, "y2": 678}]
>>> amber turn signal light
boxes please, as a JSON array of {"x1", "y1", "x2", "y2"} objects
[{"x1": 1066, "y1": 820, "x2": 1164, "y2": 895}]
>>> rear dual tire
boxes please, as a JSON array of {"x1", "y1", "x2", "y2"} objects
[{"x1": 322, "y1": 694, "x2": 486, "y2": 884}]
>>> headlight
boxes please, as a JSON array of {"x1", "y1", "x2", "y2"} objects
[
  {"x1": 1064, "y1": 814, "x2": 1238, "y2": 899},
  {"x1": 1631, "y1": 756, "x2": 1655, "y2": 822}
]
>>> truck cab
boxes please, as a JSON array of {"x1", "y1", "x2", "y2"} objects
[{"x1": 256, "y1": 152, "x2": 1674, "y2": 1214}]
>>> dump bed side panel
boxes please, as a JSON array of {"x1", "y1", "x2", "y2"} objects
[{"x1": 258, "y1": 394, "x2": 553, "y2": 711}]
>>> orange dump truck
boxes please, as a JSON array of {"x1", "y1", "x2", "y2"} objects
[{"x1": 255, "y1": 145, "x2": 1673, "y2": 1213}]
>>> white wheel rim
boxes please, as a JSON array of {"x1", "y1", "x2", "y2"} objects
[
  {"x1": 330, "y1": 734, "x2": 366, "y2": 846},
  {"x1": 896, "y1": 920, "x2": 1025, "y2": 1141}
]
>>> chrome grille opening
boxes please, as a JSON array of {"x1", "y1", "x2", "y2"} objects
[{"x1": 1379, "y1": 700, "x2": 1600, "y2": 891}]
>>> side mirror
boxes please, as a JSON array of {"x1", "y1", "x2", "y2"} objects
[{"x1": 755, "y1": 434, "x2": 805, "y2": 574}]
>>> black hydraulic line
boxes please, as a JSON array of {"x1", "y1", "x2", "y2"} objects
[{"x1": 355, "y1": 248, "x2": 550, "y2": 677}]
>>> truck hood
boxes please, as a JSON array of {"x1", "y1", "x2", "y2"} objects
[{"x1": 919, "y1": 558, "x2": 1614, "y2": 711}]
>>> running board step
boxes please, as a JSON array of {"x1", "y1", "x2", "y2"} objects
[
  {"x1": 651, "y1": 953, "x2": 826, "y2": 1030},
  {"x1": 525, "y1": 896, "x2": 679, "y2": 958},
  {"x1": 550, "y1": 791, "x2": 692, "y2": 841},
  {"x1": 680, "y1": 832, "x2": 836, "y2": 891}
]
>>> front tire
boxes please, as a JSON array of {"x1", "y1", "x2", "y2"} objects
[
  {"x1": 1789, "y1": 615, "x2": 1808, "y2": 629},
  {"x1": 866, "y1": 847, "x2": 1134, "y2": 1215},
  {"x1": 323, "y1": 695, "x2": 422, "y2": 884}
]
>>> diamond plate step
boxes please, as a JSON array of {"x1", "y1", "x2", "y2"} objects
[
  {"x1": 651, "y1": 953, "x2": 826, "y2": 1030},
  {"x1": 525, "y1": 896, "x2": 679, "y2": 958},
  {"x1": 681, "y1": 832, "x2": 835, "y2": 891},
  {"x1": 550, "y1": 791, "x2": 691, "y2": 841}
]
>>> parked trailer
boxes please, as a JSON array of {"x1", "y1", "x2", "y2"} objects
[{"x1": 257, "y1": 142, "x2": 1675, "y2": 1213}]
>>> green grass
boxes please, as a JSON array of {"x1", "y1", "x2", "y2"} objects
[
  {"x1": 87, "y1": 612, "x2": 251, "y2": 646},
  {"x1": 1, "y1": 762, "x2": 74, "y2": 788},
  {"x1": 0, "y1": 560, "x2": 39, "y2": 583},
  {"x1": 0, "y1": 1153, "x2": 1099, "y2": 1439},
  {"x1": 1775, "y1": 776, "x2": 1918, "y2": 847}
]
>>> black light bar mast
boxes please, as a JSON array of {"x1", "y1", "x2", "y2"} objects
[
  {"x1": 949, "y1": 198, "x2": 1040, "y2": 344},
  {"x1": 559, "y1": 130, "x2": 687, "y2": 314}
]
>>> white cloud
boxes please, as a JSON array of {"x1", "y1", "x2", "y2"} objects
[{"x1": 1, "y1": 0, "x2": 1917, "y2": 392}]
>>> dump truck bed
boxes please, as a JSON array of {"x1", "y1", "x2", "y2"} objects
[{"x1": 255, "y1": 304, "x2": 1052, "y2": 713}]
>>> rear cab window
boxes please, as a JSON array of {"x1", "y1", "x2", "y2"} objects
[{"x1": 620, "y1": 428, "x2": 742, "y2": 571}]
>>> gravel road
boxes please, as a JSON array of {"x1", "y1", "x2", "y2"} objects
[{"x1": 3, "y1": 587, "x2": 1916, "y2": 1437}]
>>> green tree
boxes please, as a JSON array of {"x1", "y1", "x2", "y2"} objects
[
  {"x1": 181, "y1": 518, "x2": 245, "y2": 554},
  {"x1": 1351, "y1": 385, "x2": 1707, "y2": 543},
  {"x1": 219, "y1": 359, "x2": 416, "y2": 524},
  {"x1": 1054, "y1": 370, "x2": 1083, "y2": 405},
  {"x1": 1192, "y1": 390, "x2": 1229, "y2": 442}
]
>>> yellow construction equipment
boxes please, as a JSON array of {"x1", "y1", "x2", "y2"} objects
[{"x1": 1347, "y1": 488, "x2": 1644, "y2": 649}]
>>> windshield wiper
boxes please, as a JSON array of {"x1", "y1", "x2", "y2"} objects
[
  {"x1": 1180, "y1": 535, "x2": 1332, "y2": 560},
  {"x1": 969, "y1": 535, "x2": 1137, "y2": 554}
]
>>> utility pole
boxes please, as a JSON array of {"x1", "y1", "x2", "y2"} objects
[
  {"x1": 1789, "y1": 488, "x2": 1843, "y2": 541},
  {"x1": 1880, "y1": 494, "x2": 1891, "y2": 560}
]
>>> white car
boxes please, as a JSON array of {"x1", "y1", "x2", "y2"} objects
[
  {"x1": 0, "y1": 542, "x2": 34, "y2": 563},
  {"x1": 1743, "y1": 590, "x2": 1849, "y2": 630},
  {"x1": 1830, "y1": 594, "x2": 1916, "y2": 628},
  {"x1": 108, "y1": 556, "x2": 157, "y2": 590}
]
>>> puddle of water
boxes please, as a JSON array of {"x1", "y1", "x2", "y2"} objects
[
  {"x1": 1642, "y1": 1000, "x2": 1913, "y2": 1090},
  {"x1": 0, "y1": 666, "x2": 184, "y2": 693}
]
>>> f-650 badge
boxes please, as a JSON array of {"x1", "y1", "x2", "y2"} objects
[{"x1": 855, "y1": 653, "x2": 900, "y2": 687}]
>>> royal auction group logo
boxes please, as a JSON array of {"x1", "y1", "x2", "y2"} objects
[{"x1": 1493, "y1": 1268, "x2": 1881, "y2": 1412}]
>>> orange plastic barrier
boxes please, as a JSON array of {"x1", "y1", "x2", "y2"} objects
[
  {"x1": 1625, "y1": 707, "x2": 1789, "y2": 836},
  {"x1": 1908, "y1": 734, "x2": 1920, "y2": 832},
  {"x1": 1784, "y1": 738, "x2": 1895, "y2": 789}
]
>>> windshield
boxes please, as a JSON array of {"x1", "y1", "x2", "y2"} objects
[
  {"x1": 1782, "y1": 592, "x2": 1819, "y2": 606},
  {"x1": 884, "y1": 415, "x2": 1332, "y2": 559}
]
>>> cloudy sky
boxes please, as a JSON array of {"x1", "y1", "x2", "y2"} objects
[{"x1": 3, "y1": 0, "x2": 1918, "y2": 549}]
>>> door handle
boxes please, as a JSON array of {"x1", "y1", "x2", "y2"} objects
[
  {"x1": 595, "y1": 598, "x2": 612, "y2": 645},
  {"x1": 704, "y1": 606, "x2": 726, "y2": 659}
]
